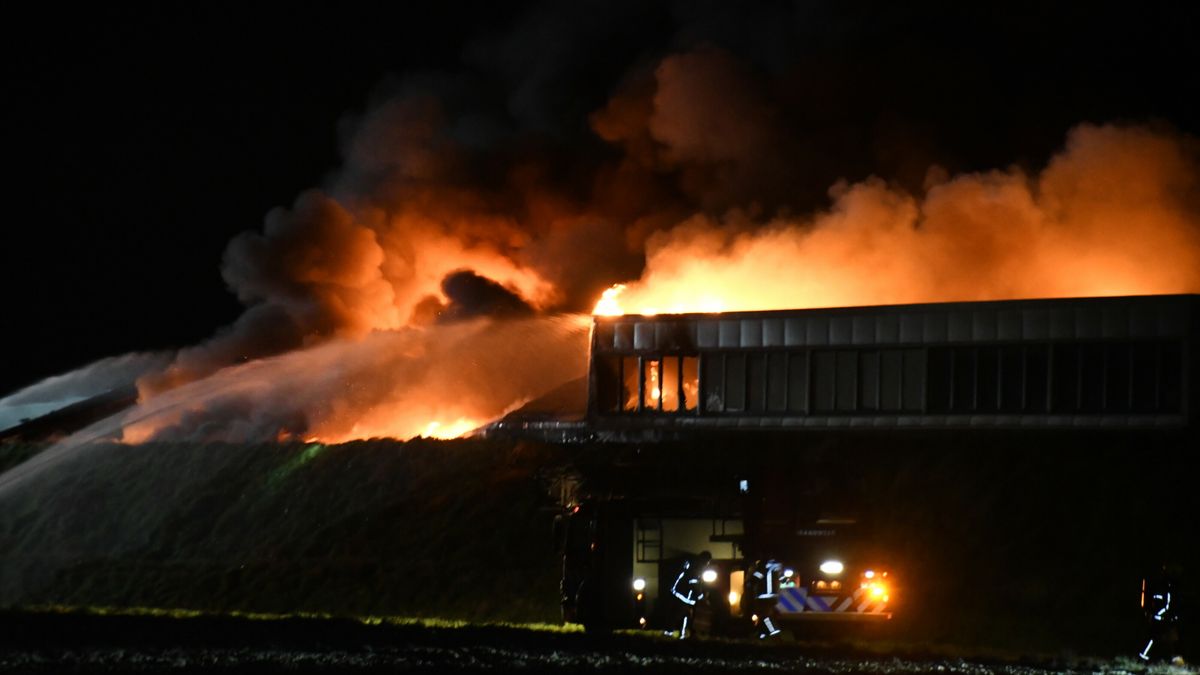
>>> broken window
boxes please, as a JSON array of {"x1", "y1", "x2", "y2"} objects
[
  {"x1": 662, "y1": 357, "x2": 680, "y2": 412},
  {"x1": 596, "y1": 354, "x2": 621, "y2": 413},
  {"x1": 703, "y1": 354, "x2": 724, "y2": 412},
  {"x1": 622, "y1": 356, "x2": 639, "y2": 412},
  {"x1": 682, "y1": 356, "x2": 699, "y2": 412},
  {"x1": 643, "y1": 358, "x2": 662, "y2": 411}
]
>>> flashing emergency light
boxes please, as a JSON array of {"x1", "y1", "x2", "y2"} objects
[
  {"x1": 632, "y1": 578, "x2": 646, "y2": 592},
  {"x1": 701, "y1": 569, "x2": 719, "y2": 583},
  {"x1": 819, "y1": 560, "x2": 844, "y2": 575}
]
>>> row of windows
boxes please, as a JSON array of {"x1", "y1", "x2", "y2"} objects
[
  {"x1": 927, "y1": 342, "x2": 1182, "y2": 414},
  {"x1": 593, "y1": 340, "x2": 1184, "y2": 416}
]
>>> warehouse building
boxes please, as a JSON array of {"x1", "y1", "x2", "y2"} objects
[{"x1": 586, "y1": 294, "x2": 1196, "y2": 434}]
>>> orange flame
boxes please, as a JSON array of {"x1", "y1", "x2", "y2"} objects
[{"x1": 591, "y1": 125, "x2": 1200, "y2": 317}]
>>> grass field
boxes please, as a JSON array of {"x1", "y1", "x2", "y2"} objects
[{"x1": 0, "y1": 433, "x2": 1195, "y2": 660}]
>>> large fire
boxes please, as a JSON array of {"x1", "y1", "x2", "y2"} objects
[
  {"x1": 10, "y1": 102, "x2": 1200, "y2": 449},
  {"x1": 592, "y1": 125, "x2": 1200, "y2": 318}
]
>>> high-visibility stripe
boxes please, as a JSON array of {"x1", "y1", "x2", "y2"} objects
[
  {"x1": 777, "y1": 591, "x2": 800, "y2": 612},
  {"x1": 775, "y1": 586, "x2": 889, "y2": 614}
]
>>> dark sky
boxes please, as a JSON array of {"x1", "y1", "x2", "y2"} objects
[{"x1": 3, "y1": 1, "x2": 1199, "y2": 395}]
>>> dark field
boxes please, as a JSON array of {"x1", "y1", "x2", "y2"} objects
[
  {"x1": 0, "y1": 433, "x2": 1196, "y2": 664},
  {"x1": 0, "y1": 608, "x2": 1170, "y2": 674}
]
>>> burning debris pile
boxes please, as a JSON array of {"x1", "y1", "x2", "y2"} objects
[{"x1": 4, "y1": 35, "x2": 1200, "y2": 448}]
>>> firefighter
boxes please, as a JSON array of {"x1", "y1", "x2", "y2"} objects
[
  {"x1": 748, "y1": 559, "x2": 783, "y2": 639},
  {"x1": 1138, "y1": 564, "x2": 1182, "y2": 663},
  {"x1": 668, "y1": 550, "x2": 712, "y2": 639}
]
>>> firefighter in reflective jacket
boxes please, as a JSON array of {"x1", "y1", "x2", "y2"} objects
[
  {"x1": 1139, "y1": 565, "x2": 1181, "y2": 662},
  {"x1": 669, "y1": 551, "x2": 712, "y2": 639},
  {"x1": 748, "y1": 559, "x2": 783, "y2": 638}
]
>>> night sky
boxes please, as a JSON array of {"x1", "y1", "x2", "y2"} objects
[{"x1": 4, "y1": 1, "x2": 1199, "y2": 396}]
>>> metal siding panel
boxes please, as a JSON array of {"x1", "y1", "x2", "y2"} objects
[
  {"x1": 998, "y1": 310, "x2": 1022, "y2": 341},
  {"x1": 923, "y1": 313, "x2": 948, "y2": 343},
  {"x1": 899, "y1": 313, "x2": 923, "y2": 343},
  {"x1": 1023, "y1": 309, "x2": 1049, "y2": 340},
  {"x1": 660, "y1": 321, "x2": 695, "y2": 351},
  {"x1": 1159, "y1": 298, "x2": 1187, "y2": 336},
  {"x1": 852, "y1": 315, "x2": 875, "y2": 345},
  {"x1": 741, "y1": 319, "x2": 763, "y2": 348},
  {"x1": 1101, "y1": 304, "x2": 1129, "y2": 339},
  {"x1": 595, "y1": 323, "x2": 615, "y2": 351},
  {"x1": 877, "y1": 314, "x2": 899, "y2": 344},
  {"x1": 807, "y1": 317, "x2": 830, "y2": 346},
  {"x1": 615, "y1": 322, "x2": 634, "y2": 350},
  {"x1": 784, "y1": 318, "x2": 805, "y2": 346},
  {"x1": 948, "y1": 311, "x2": 972, "y2": 342},
  {"x1": 719, "y1": 320, "x2": 741, "y2": 347},
  {"x1": 972, "y1": 310, "x2": 997, "y2": 342},
  {"x1": 830, "y1": 317, "x2": 853, "y2": 345},
  {"x1": 697, "y1": 320, "x2": 719, "y2": 348},
  {"x1": 654, "y1": 321, "x2": 671, "y2": 350},
  {"x1": 1050, "y1": 308, "x2": 1074, "y2": 339},
  {"x1": 634, "y1": 322, "x2": 655, "y2": 350},
  {"x1": 1075, "y1": 307, "x2": 1102, "y2": 340},
  {"x1": 1130, "y1": 304, "x2": 1157, "y2": 338},
  {"x1": 763, "y1": 318, "x2": 784, "y2": 346}
]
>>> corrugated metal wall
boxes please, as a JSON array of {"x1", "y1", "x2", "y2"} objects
[
  {"x1": 588, "y1": 295, "x2": 1197, "y2": 431},
  {"x1": 595, "y1": 295, "x2": 1193, "y2": 354}
]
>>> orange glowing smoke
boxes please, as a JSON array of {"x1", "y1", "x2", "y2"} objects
[
  {"x1": 594, "y1": 125, "x2": 1200, "y2": 316},
  {"x1": 120, "y1": 316, "x2": 590, "y2": 445}
]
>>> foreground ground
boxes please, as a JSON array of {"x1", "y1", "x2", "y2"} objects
[
  {"x1": 1, "y1": 608, "x2": 1192, "y2": 674},
  {"x1": 2, "y1": 437, "x2": 1197, "y2": 659}
]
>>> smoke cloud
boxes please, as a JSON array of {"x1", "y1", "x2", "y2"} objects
[
  {"x1": 609, "y1": 124, "x2": 1200, "y2": 314},
  {"x1": 11, "y1": 19, "x2": 1200, "y2": 445}
]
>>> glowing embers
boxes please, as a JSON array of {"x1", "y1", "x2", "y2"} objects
[{"x1": 619, "y1": 355, "x2": 699, "y2": 413}]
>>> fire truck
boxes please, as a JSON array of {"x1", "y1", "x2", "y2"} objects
[
  {"x1": 551, "y1": 449, "x2": 894, "y2": 635},
  {"x1": 494, "y1": 295, "x2": 1196, "y2": 636}
]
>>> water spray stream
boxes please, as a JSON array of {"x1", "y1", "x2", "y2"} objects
[{"x1": 0, "y1": 315, "x2": 590, "y2": 499}]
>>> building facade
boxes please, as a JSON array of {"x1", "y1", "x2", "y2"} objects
[{"x1": 587, "y1": 295, "x2": 1197, "y2": 432}]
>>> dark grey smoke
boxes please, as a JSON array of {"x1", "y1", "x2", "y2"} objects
[
  {"x1": 110, "y1": 1, "x2": 1200, "y2": 416},
  {"x1": 437, "y1": 270, "x2": 535, "y2": 323}
]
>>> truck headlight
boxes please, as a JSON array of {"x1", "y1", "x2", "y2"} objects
[{"x1": 819, "y1": 560, "x2": 844, "y2": 575}]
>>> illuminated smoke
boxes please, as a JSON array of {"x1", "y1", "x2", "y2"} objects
[
  {"x1": 124, "y1": 315, "x2": 590, "y2": 444},
  {"x1": 12, "y1": 40, "x2": 1200, "y2": 446},
  {"x1": 601, "y1": 124, "x2": 1200, "y2": 314}
]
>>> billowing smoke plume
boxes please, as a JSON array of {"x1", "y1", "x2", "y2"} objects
[
  {"x1": 609, "y1": 124, "x2": 1200, "y2": 313},
  {"x1": 11, "y1": 29, "x2": 1200, "y2": 445}
]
